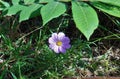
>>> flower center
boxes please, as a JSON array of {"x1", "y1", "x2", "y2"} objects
[{"x1": 56, "y1": 41, "x2": 62, "y2": 46}]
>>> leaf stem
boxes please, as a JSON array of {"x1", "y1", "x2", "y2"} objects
[{"x1": 90, "y1": 34, "x2": 120, "y2": 43}]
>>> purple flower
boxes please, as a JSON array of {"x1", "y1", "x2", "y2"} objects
[{"x1": 48, "y1": 32, "x2": 71, "y2": 53}]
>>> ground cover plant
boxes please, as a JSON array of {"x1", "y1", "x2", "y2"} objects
[{"x1": 0, "y1": 0, "x2": 120, "y2": 79}]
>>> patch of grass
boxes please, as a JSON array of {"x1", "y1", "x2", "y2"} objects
[{"x1": 0, "y1": 12, "x2": 120, "y2": 79}]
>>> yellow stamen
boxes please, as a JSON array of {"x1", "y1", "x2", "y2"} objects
[{"x1": 56, "y1": 41, "x2": 62, "y2": 46}]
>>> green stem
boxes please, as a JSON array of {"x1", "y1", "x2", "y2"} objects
[{"x1": 90, "y1": 34, "x2": 120, "y2": 43}]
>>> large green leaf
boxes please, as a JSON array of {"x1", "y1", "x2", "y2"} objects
[
  {"x1": 41, "y1": 1, "x2": 66, "y2": 25},
  {"x1": 24, "y1": 0, "x2": 35, "y2": 5},
  {"x1": 92, "y1": 2, "x2": 120, "y2": 17},
  {"x1": 0, "y1": 0, "x2": 10, "y2": 7},
  {"x1": 5, "y1": 5, "x2": 26, "y2": 16},
  {"x1": 39, "y1": 0, "x2": 54, "y2": 3},
  {"x1": 91, "y1": 0, "x2": 120, "y2": 7},
  {"x1": 0, "y1": 0, "x2": 10, "y2": 10},
  {"x1": 12, "y1": 0, "x2": 20, "y2": 5},
  {"x1": 72, "y1": 1, "x2": 98, "y2": 40},
  {"x1": 19, "y1": 3, "x2": 42, "y2": 22}
]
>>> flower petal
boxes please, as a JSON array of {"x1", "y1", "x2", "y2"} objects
[
  {"x1": 52, "y1": 33, "x2": 58, "y2": 39},
  {"x1": 59, "y1": 46, "x2": 66, "y2": 53},
  {"x1": 49, "y1": 43, "x2": 56, "y2": 49},
  {"x1": 49, "y1": 37, "x2": 55, "y2": 44},
  {"x1": 49, "y1": 33, "x2": 58, "y2": 44},
  {"x1": 61, "y1": 37, "x2": 70, "y2": 44},
  {"x1": 62, "y1": 43, "x2": 71, "y2": 49},
  {"x1": 53, "y1": 46, "x2": 60, "y2": 53},
  {"x1": 58, "y1": 32, "x2": 65, "y2": 40}
]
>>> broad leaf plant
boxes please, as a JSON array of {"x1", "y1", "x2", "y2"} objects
[{"x1": 0, "y1": 0, "x2": 120, "y2": 40}]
